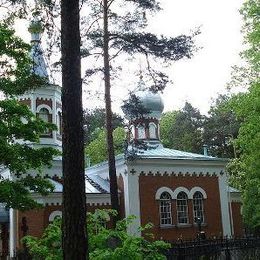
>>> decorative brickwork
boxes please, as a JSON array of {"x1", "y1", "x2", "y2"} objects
[{"x1": 139, "y1": 175, "x2": 223, "y2": 240}]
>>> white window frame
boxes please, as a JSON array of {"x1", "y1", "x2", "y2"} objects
[
  {"x1": 193, "y1": 191, "x2": 205, "y2": 223},
  {"x1": 159, "y1": 192, "x2": 172, "y2": 226},
  {"x1": 177, "y1": 192, "x2": 189, "y2": 224}
]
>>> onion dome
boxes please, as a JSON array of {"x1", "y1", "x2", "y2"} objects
[
  {"x1": 122, "y1": 77, "x2": 164, "y2": 148},
  {"x1": 125, "y1": 77, "x2": 164, "y2": 120},
  {"x1": 135, "y1": 84, "x2": 164, "y2": 119}
]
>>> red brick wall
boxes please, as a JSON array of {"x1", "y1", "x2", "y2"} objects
[
  {"x1": 231, "y1": 202, "x2": 244, "y2": 237},
  {"x1": 36, "y1": 98, "x2": 52, "y2": 108},
  {"x1": 139, "y1": 175, "x2": 223, "y2": 240},
  {"x1": 18, "y1": 208, "x2": 46, "y2": 247},
  {"x1": 19, "y1": 99, "x2": 31, "y2": 107},
  {"x1": 18, "y1": 203, "x2": 112, "y2": 247}
]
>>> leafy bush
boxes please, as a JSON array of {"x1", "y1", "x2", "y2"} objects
[{"x1": 23, "y1": 209, "x2": 170, "y2": 259}]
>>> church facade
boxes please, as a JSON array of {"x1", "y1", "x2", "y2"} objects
[{"x1": 0, "y1": 20, "x2": 244, "y2": 256}]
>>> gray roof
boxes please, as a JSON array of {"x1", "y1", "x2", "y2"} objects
[
  {"x1": 0, "y1": 204, "x2": 9, "y2": 223},
  {"x1": 47, "y1": 176, "x2": 110, "y2": 194},
  {"x1": 136, "y1": 147, "x2": 227, "y2": 161},
  {"x1": 48, "y1": 179, "x2": 63, "y2": 193},
  {"x1": 228, "y1": 186, "x2": 240, "y2": 193}
]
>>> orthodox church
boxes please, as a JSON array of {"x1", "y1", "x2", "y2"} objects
[{"x1": 0, "y1": 20, "x2": 243, "y2": 256}]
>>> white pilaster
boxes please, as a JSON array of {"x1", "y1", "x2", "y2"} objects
[
  {"x1": 123, "y1": 169, "x2": 141, "y2": 236},
  {"x1": 218, "y1": 172, "x2": 231, "y2": 236},
  {"x1": 9, "y1": 208, "x2": 17, "y2": 257}
]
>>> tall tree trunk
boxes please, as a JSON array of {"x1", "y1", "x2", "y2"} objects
[
  {"x1": 61, "y1": 0, "x2": 87, "y2": 259},
  {"x1": 103, "y1": 0, "x2": 120, "y2": 226}
]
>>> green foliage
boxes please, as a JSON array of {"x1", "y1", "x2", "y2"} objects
[
  {"x1": 203, "y1": 94, "x2": 241, "y2": 158},
  {"x1": 160, "y1": 102, "x2": 203, "y2": 153},
  {"x1": 0, "y1": 23, "x2": 59, "y2": 210},
  {"x1": 83, "y1": 108, "x2": 123, "y2": 145},
  {"x1": 227, "y1": 0, "x2": 260, "y2": 230},
  {"x1": 23, "y1": 218, "x2": 62, "y2": 260},
  {"x1": 0, "y1": 176, "x2": 54, "y2": 210},
  {"x1": 0, "y1": 23, "x2": 46, "y2": 95},
  {"x1": 23, "y1": 210, "x2": 170, "y2": 260},
  {"x1": 86, "y1": 127, "x2": 125, "y2": 165},
  {"x1": 160, "y1": 111, "x2": 177, "y2": 148}
]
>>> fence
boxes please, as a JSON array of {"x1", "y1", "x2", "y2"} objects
[{"x1": 165, "y1": 236, "x2": 260, "y2": 260}]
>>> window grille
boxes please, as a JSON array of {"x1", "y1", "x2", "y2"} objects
[
  {"x1": 193, "y1": 191, "x2": 204, "y2": 223},
  {"x1": 159, "y1": 192, "x2": 172, "y2": 226},
  {"x1": 177, "y1": 192, "x2": 189, "y2": 224}
]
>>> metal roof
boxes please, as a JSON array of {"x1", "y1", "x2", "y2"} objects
[
  {"x1": 136, "y1": 147, "x2": 227, "y2": 161},
  {"x1": 47, "y1": 176, "x2": 110, "y2": 194},
  {"x1": 0, "y1": 204, "x2": 9, "y2": 223}
]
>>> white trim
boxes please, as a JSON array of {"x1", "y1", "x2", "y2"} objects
[
  {"x1": 9, "y1": 209, "x2": 17, "y2": 257},
  {"x1": 218, "y1": 173, "x2": 232, "y2": 236},
  {"x1": 56, "y1": 108, "x2": 62, "y2": 114},
  {"x1": 123, "y1": 169, "x2": 141, "y2": 236},
  {"x1": 49, "y1": 210, "x2": 62, "y2": 222},
  {"x1": 172, "y1": 187, "x2": 189, "y2": 199},
  {"x1": 36, "y1": 104, "x2": 52, "y2": 113},
  {"x1": 155, "y1": 187, "x2": 174, "y2": 200},
  {"x1": 189, "y1": 187, "x2": 207, "y2": 199}
]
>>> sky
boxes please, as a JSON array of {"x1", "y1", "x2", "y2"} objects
[
  {"x1": 13, "y1": 0, "x2": 245, "y2": 115},
  {"x1": 148, "y1": 0, "x2": 245, "y2": 114}
]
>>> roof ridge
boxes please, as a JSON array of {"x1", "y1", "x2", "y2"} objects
[{"x1": 86, "y1": 175, "x2": 108, "y2": 193}]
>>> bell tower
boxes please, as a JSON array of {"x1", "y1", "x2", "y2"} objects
[{"x1": 17, "y1": 16, "x2": 62, "y2": 150}]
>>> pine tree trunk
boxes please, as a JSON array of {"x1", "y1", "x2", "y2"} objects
[
  {"x1": 61, "y1": 0, "x2": 88, "y2": 259},
  {"x1": 103, "y1": 0, "x2": 120, "y2": 226}
]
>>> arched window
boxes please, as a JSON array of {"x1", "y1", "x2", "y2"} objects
[
  {"x1": 38, "y1": 108, "x2": 50, "y2": 123},
  {"x1": 193, "y1": 191, "x2": 204, "y2": 223},
  {"x1": 137, "y1": 125, "x2": 145, "y2": 139},
  {"x1": 177, "y1": 192, "x2": 189, "y2": 224},
  {"x1": 38, "y1": 107, "x2": 51, "y2": 134},
  {"x1": 49, "y1": 210, "x2": 62, "y2": 222},
  {"x1": 57, "y1": 111, "x2": 62, "y2": 135},
  {"x1": 159, "y1": 192, "x2": 172, "y2": 226},
  {"x1": 149, "y1": 123, "x2": 157, "y2": 139}
]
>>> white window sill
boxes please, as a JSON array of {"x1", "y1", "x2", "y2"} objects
[
  {"x1": 176, "y1": 223, "x2": 192, "y2": 228},
  {"x1": 160, "y1": 224, "x2": 175, "y2": 229}
]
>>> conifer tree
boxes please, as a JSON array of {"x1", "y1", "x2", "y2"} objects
[{"x1": 82, "y1": 0, "x2": 199, "y2": 225}]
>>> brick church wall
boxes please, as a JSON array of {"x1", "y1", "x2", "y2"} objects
[
  {"x1": 18, "y1": 203, "x2": 112, "y2": 247},
  {"x1": 231, "y1": 202, "x2": 244, "y2": 237},
  {"x1": 139, "y1": 174, "x2": 223, "y2": 240}
]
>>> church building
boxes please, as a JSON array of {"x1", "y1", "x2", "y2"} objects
[{"x1": 0, "y1": 19, "x2": 244, "y2": 256}]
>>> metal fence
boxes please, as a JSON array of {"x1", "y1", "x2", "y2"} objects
[{"x1": 165, "y1": 237, "x2": 260, "y2": 260}]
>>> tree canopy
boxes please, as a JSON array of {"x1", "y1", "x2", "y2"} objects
[
  {"x1": 0, "y1": 23, "x2": 58, "y2": 210},
  {"x1": 227, "y1": 0, "x2": 260, "y2": 231},
  {"x1": 83, "y1": 108, "x2": 124, "y2": 145},
  {"x1": 160, "y1": 102, "x2": 203, "y2": 154},
  {"x1": 86, "y1": 127, "x2": 125, "y2": 166}
]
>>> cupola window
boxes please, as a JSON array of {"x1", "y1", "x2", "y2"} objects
[
  {"x1": 149, "y1": 123, "x2": 157, "y2": 139},
  {"x1": 38, "y1": 107, "x2": 52, "y2": 135},
  {"x1": 137, "y1": 125, "x2": 145, "y2": 139},
  {"x1": 38, "y1": 108, "x2": 50, "y2": 123}
]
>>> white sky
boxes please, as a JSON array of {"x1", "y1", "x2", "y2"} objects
[
  {"x1": 148, "y1": 0, "x2": 244, "y2": 114},
  {"x1": 14, "y1": 0, "x2": 245, "y2": 115}
]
